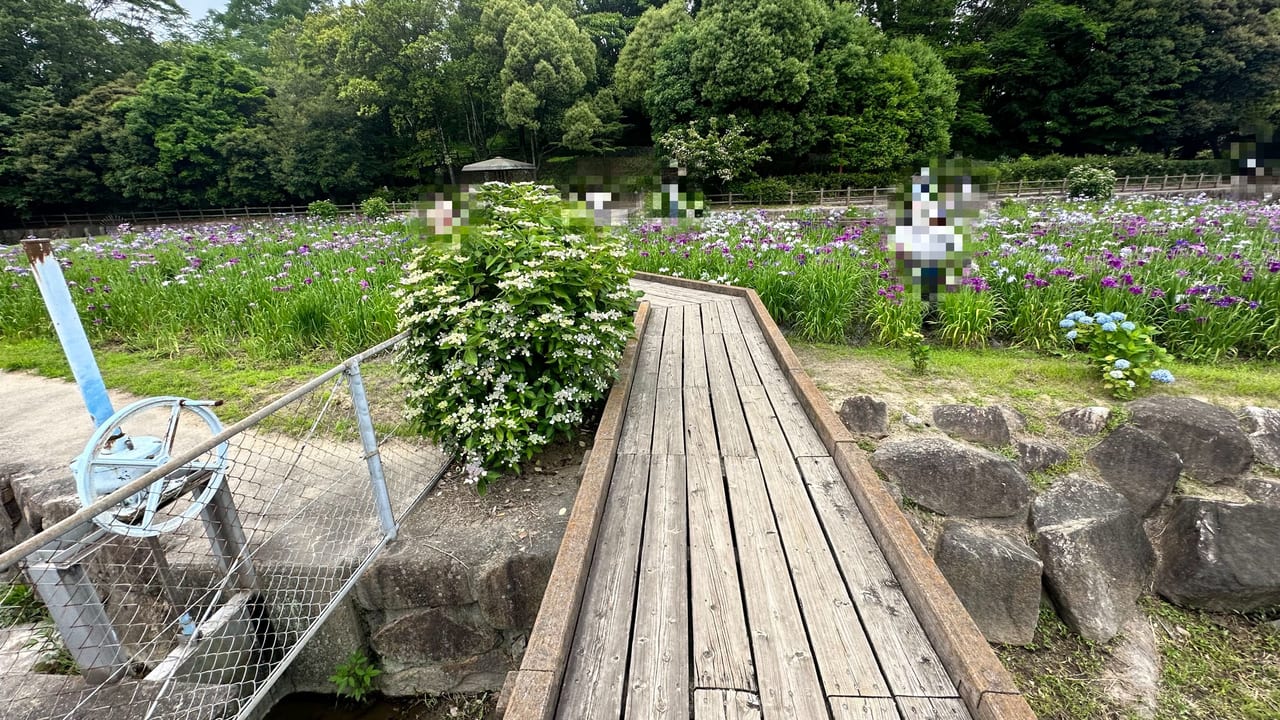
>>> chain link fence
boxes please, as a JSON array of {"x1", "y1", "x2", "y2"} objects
[{"x1": 0, "y1": 332, "x2": 450, "y2": 720}]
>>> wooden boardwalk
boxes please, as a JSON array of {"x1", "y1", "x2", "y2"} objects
[{"x1": 502, "y1": 276, "x2": 1032, "y2": 720}]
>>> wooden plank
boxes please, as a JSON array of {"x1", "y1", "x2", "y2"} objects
[
  {"x1": 653, "y1": 387, "x2": 685, "y2": 456},
  {"x1": 829, "y1": 697, "x2": 901, "y2": 720},
  {"x1": 700, "y1": 302, "x2": 724, "y2": 334},
  {"x1": 683, "y1": 304, "x2": 708, "y2": 388},
  {"x1": 658, "y1": 305, "x2": 684, "y2": 389},
  {"x1": 713, "y1": 300, "x2": 743, "y2": 334},
  {"x1": 627, "y1": 454, "x2": 690, "y2": 720},
  {"x1": 722, "y1": 329, "x2": 762, "y2": 387},
  {"x1": 687, "y1": 453, "x2": 755, "y2": 692},
  {"x1": 897, "y1": 697, "x2": 973, "y2": 719},
  {"x1": 723, "y1": 457, "x2": 828, "y2": 719},
  {"x1": 799, "y1": 456, "x2": 956, "y2": 698},
  {"x1": 684, "y1": 385, "x2": 719, "y2": 460},
  {"x1": 731, "y1": 301, "x2": 827, "y2": 458},
  {"x1": 556, "y1": 454, "x2": 652, "y2": 719},
  {"x1": 738, "y1": 385, "x2": 889, "y2": 699},
  {"x1": 703, "y1": 335, "x2": 754, "y2": 458},
  {"x1": 618, "y1": 307, "x2": 666, "y2": 455},
  {"x1": 693, "y1": 689, "x2": 763, "y2": 719}
]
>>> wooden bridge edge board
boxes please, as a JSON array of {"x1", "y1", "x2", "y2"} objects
[
  {"x1": 501, "y1": 301, "x2": 652, "y2": 720},
  {"x1": 630, "y1": 273, "x2": 1036, "y2": 720}
]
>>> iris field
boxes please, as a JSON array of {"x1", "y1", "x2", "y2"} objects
[{"x1": 1, "y1": 195, "x2": 1277, "y2": 364}]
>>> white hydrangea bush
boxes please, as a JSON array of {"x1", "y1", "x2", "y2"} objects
[{"x1": 396, "y1": 183, "x2": 638, "y2": 490}]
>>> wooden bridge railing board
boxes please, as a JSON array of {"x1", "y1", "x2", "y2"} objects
[{"x1": 499, "y1": 275, "x2": 1036, "y2": 720}]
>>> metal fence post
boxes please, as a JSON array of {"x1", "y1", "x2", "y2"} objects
[
  {"x1": 22, "y1": 240, "x2": 116, "y2": 428},
  {"x1": 346, "y1": 360, "x2": 397, "y2": 539}
]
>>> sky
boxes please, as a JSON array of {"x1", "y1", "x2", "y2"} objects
[{"x1": 177, "y1": 0, "x2": 227, "y2": 23}]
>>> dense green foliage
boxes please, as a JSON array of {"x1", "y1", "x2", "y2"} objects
[
  {"x1": 2, "y1": 0, "x2": 1278, "y2": 221},
  {"x1": 395, "y1": 183, "x2": 637, "y2": 489}
]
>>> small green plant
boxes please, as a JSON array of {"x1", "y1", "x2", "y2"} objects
[
  {"x1": 329, "y1": 651, "x2": 381, "y2": 703},
  {"x1": 307, "y1": 199, "x2": 340, "y2": 219},
  {"x1": 1061, "y1": 310, "x2": 1173, "y2": 399},
  {"x1": 905, "y1": 330, "x2": 931, "y2": 375},
  {"x1": 1065, "y1": 165, "x2": 1116, "y2": 199},
  {"x1": 360, "y1": 196, "x2": 391, "y2": 220},
  {"x1": 1, "y1": 582, "x2": 49, "y2": 625},
  {"x1": 26, "y1": 623, "x2": 78, "y2": 675}
]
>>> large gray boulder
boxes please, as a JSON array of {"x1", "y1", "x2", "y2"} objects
[
  {"x1": 1058, "y1": 406, "x2": 1111, "y2": 436},
  {"x1": 1032, "y1": 476, "x2": 1154, "y2": 642},
  {"x1": 934, "y1": 521, "x2": 1043, "y2": 645},
  {"x1": 1239, "y1": 407, "x2": 1280, "y2": 467},
  {"x1": 1086, "y1": 425, "x2": 1183, "y2": 516},
  {"x1": 1155, "y1": 497, "x2": 1280, "y2": 612},
  {"x1": 932, "y1": 404, "x2": 1011, "y2": 447},
  {"x1": 838, "y1": 395, "x2": 890, "y2": 438},
  {"x1": 1128, "y1": 397, "x2": 1253, "y2": 483},
  {"x1": 870, "y1": 437, "x2": 1032, "y2": 519},
  {"x1": 1015, "y1": 438, "x2": 1069, "y2": 474}
]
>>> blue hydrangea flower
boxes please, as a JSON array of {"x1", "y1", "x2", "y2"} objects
[
  {"x1": 1060, "y1": 318, "x2": 1076, "y2": 328},
  {"x1": 1114, "y1": 359, "x2": 1131, "y2": 370},
  {"x1": 1151, "y1": 369, "x2": 1176, "y2": 384},
  {"x1": 1068, "y1": 311, "x2": 1087, "y2": 321},
  {"x1": 1094, "y1": 312, "x2": 1111, "y2": 323},
  {"x1": 1110, "y1": 312, "x2": 1127, "y2": 322},
  {"x1": 1120, "y1": 321, "x2": 1136, "y2": 332},
  {"x1": 1101, "y1": 321, "x2": 1118, "y2": 332},
  {"x1": 1079, "y1": 316, "x2": 1095, "y2": 325},
  {"x1": 1065, "y1": 330, "x2": 1078, "y2": 340},
  {"x1": 1109, "y1": 370, "x2": 1125, "y2": 379}
]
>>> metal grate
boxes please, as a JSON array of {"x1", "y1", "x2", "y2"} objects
[{"x1": 0, "y1": 333, "x2": 450, "y2": 720}]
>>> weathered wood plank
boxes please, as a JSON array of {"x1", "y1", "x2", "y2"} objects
[
  {"x1": 652, "y1": 386, "x2": 685, "y2": 456},
  {"x1": 737, "y1": 384, "x2": 889, "y2": 699},
  {"x1": 683, "y1": 304, "x2": 708, "y2": 388},
  {"x1": 627, "y1": 454, "x2": 690, "y2": 720},
  {"x1": 731, "y1": 301, "x2": 827, "y2": 458},
  {"x1": 800, "y1": 456, "x2": 956, "y2": 698},
  {"x1": 897, "y1": 697, "x2": 973, "y2": 719},
  {"x1": 687, "y1": 453, "x2": 755, "y2": 692},
  {"x1": 723, "y1": 456, "x2": 827, "y2": 719},
  {"x1": 722, "y1": 329, "x2": 762, "y2": 387},
  {"x1": 693, "y1": 689, "x2": 763, "y2": 720},
  {"x1": 828, "y1": 697, "x2": 900, "y2": 720},
  {"x1": 618, "y1": 307, "x2": 666, "y2": 455},
  {"x1": 699, "y1": 302, "x2": 724, "y2": 334},
  {"x1": 703, "y1": 334, "x2": 754, "y2": 458},
  {"x1": 684, "y1": 385, "x2": 719, "y2": 460},
  {"x1": 658, "y1": 305, "x2": 684, "y2": 389},
  {"x1": 556, "y1": 454, "x2": 652, "y2": 719},
  {"x1": 712, "y1": 301, "x2": 742, "y2": 334}
]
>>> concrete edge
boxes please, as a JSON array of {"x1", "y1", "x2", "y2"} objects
[
  {"x1": 500, "y1": 301, "x2": 651, "y2": 720},
  {"x1": 634, "y1": 273, "x2": 1035, "y2": 719}
]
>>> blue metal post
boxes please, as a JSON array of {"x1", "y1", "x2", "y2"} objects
[
  {"x1": 23, "y1": 239, "x2": 116, "y2": 428},
  {"x1": 346, "y1": 361, "x2": 398, "y2": 539}
]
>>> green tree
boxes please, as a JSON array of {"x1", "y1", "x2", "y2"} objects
[
  {"x1": 107, "y1": 48, "x2": 270, "y2": 206},
  {"x1": 656, "y1": 114, "x2": 771, "y2": 183},
  {"x1": 613, "y1": 2, "x2": 691, "y2": 111},
  {"x1": 0, "y1": 79, "x2": 136, "y2": 215},
  {"x1": 494, "y1": 2, "x2": 602, "y2": 163},
  {"x1": 196, "y1": 0, "x2": 322, "y2": 70}
]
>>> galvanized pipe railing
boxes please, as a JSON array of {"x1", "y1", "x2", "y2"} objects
[{"x1": 0, "y1": 330, "x2": 410, "y2": 572}]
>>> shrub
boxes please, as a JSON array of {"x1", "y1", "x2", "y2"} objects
[
  {"x1": 360, "y1": 196, "x2": 391, "y2": 219},
  {"x1": 396, "y1": 183, "x2": 638, "y2": 490},
  {"x1": 307, "y1": 199, "x2": 339, "y2": 219},
  {"x1": 1066, "y1": 166, "x2": 1117, "y2": 199},
  {"x1": 732, "y1": 178, "x2": 791, "y2": 204},
  {"x1": 1061, "y1": 310, "x2": 1173, "y2": 399}
]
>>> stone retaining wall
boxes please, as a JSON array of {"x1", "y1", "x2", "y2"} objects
[{"x1": 838, "y1": 394, "x2": 1280, "y2": 646}]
